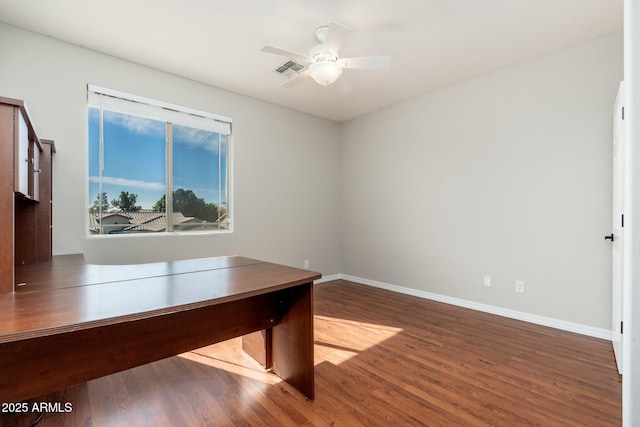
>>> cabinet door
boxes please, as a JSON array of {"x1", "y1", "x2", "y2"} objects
[
  {"x1": 32, "y1": 142, "x2": 40, "y2": 202},
  {"x1": 16, "y1": 110, "x2": 29, "y2": 196},
  {"x1": 15, "y1": 108, "x2": 42, "y2": 201}
]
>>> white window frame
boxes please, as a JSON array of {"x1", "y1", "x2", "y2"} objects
[{"x1": 87, "y1": 84, "x2": 233, "y2": 236}]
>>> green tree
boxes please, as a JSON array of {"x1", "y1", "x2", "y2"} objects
[
  {"x1": 173, "y1": 188, "x2": 208, "y2": 220},
  {"x1": 111, "y1": 191, "x2": 141, "y2": 212},
  {"x1": 153, "y1": 194, "x2": 166, "y2": 213},
  {"x1": 206, "y1": 204, "x2": 222, "y2": 222},
  {"x1": 90, "y1": 192, "x2": 110, "y2": 213},
  {"x1": 152, "y1": 189, "x2": 221, "y2": 222}
]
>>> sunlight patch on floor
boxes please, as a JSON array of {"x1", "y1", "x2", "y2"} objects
[
  {"x1": 175, "y1": 316, "x2": 403, "y2": 386},
  {"x1": 179, "y1": 346, "x2": 283, "y2": 387},
  {"x1": 314, "y1": 315, "x2": 403, "y2": 365}
]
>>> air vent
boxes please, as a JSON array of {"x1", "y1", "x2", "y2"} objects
[{"x1": 274, "y1": 60, "x2": 307, "y2": 79}]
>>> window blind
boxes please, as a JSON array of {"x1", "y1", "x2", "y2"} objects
[{"x1": 88, "y1": 84, "x2": 232, "y2": 135}]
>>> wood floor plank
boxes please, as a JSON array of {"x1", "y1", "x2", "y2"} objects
[{"x1": 1, "y1": 279, "x2": 621, "y2": 426}]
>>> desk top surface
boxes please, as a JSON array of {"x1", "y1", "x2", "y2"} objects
[{"x1": 0, "y1": 255, "x2": 320, "y2": 343}]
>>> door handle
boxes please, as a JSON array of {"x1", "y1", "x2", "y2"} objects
[{"x1": 605, "y1": 234, "x2": 615, "y2": 242}]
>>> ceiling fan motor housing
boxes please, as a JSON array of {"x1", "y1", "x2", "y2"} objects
[{"x1": 310, "y1": 44, "x2": 338, "y2": 63}]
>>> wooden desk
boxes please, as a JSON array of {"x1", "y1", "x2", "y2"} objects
[{"x1": 0, "y1": 255, "x2": 320, "y2": 402}]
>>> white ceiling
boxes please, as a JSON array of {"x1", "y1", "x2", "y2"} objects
[{"x1": 0, "y1": 0, "x2": 622, "y2": 122}]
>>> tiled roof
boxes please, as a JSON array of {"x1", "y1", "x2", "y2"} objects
[{"x1": 89, "y1": 210, "x2": 227, "y2": 234}]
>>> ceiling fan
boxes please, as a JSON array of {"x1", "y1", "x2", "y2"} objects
[{"x1": 261, "y1": 22, "x2": 391, "y2": 88}]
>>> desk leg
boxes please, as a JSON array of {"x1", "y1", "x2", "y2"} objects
[
  {"x1": 272, "y1": 282, "x2": 314, "y2": 400},
  {"x1": 242, "y1": 282, "x2": 314, "y2": 400}
]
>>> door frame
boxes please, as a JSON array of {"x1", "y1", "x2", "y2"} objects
[{"x1": 612, "y1": 81, "x2": 625, "y2": 374}]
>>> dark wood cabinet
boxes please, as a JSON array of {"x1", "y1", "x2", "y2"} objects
[{"x1": 0, "y1": 96, "x2": 55, "y2": 294}]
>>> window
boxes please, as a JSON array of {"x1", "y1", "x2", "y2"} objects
[{"x1": 88, "y1": 85, "x2": 232, "y2": 235}]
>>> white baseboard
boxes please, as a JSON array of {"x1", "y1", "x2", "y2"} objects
[
  {"x1": 314, "y1": 274, "x2": 342, "y2": 284},
  {"x1": 333, "y1": 274, "x2": 612, "y2": 341}
]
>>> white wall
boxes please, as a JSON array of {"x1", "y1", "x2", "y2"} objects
[
  {"x1": 341, "y1": 32, "x2": 623, "y2": 330},
  {"x1": 0, "y1": 23, "x2": 342, "y2": 275}
]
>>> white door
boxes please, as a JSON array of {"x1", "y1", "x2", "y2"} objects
[{"x1": 611, "y1": 82, "x2": 625, "y2": 374}]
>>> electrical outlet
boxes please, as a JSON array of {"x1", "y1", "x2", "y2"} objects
[
  {"x1": 515, "y1": 280, "x2": 525, "y2": 293},
  {"x1": 484, "y1": 276, "x2": 491, "y2": 287},
  {"x1": 304, "y1": 259, "x2": 310, "y2": 269}
]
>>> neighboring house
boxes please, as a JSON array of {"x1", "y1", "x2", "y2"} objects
[{"x1": 89, "y1": 209, "x2": 228, "y2": 234}]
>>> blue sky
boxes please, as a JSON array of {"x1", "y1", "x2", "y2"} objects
[{"x1": 89, "y1": 108, "x2": 228, "y2": 210}]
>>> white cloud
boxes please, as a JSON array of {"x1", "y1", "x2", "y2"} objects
[
  {"x1": 173, "y1": 126, "x2": 227, "y2": 152},
  {"x1": 104, "y1": 111, "x2": 165, "y2": 137},
  {"x1": 89, "y1": 176, "x2": 165, "y2": 190}
]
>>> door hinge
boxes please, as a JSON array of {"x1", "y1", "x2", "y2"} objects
[
  {"x1": 622, "y1": 214, "x2": 624, "y2": 228},
  {"x1": 622, "y1": 106, "x2": 625, "y2": 120},
  {"x1": 621, "y1": 321, "x2": 624, "y2": 334}
]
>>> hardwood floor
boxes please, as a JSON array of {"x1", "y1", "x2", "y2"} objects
[{"x1": 1, "y1": 280, "x2": 621, "y2": 426}]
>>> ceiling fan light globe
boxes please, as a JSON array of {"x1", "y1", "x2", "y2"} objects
[{"x1": 309, "y1": 61, "x2": 343, "y2": 86}]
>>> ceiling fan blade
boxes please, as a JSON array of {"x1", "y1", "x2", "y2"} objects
[
  {"x1": 324, "y1": 22, "x2": 351, "y2": 53},
  {"x1": 261, "y1": 46, "x2": 311, "y2": 64},
  {"x1": 280, "y1": 70, "x2": 310, "y2": 88},
  {"x1": 340, "y1": 56, "x2": 391, "y2": 70}
]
